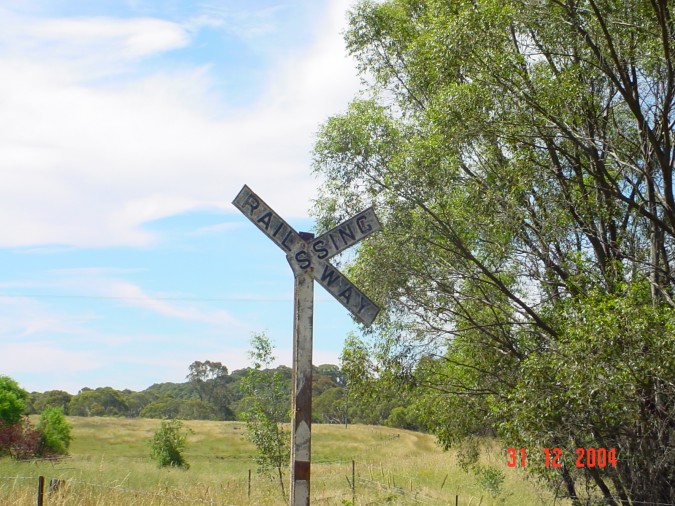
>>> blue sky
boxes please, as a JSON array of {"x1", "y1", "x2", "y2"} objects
[{"x1": 0, "y1": 0, "x2": 367, "y2": 393}]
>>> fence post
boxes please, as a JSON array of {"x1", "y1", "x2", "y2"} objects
[
  {"x1": 248, "y1": 469, "x2": 251, "y2": 500},
  {"x1": 49, "y1": 479, "x2": 64, "y2": 494},
  {"x1": 36, "y1": 476, "x2": 45, "y2": 506}
]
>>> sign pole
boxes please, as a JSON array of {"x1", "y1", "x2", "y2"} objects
[{"x1": 290, "y1": 233, "x2": 314, "y2": 506}]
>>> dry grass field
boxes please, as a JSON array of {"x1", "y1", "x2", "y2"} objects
[{"x1": 0, "y1": 417, "x2": 566, "y2": 505}]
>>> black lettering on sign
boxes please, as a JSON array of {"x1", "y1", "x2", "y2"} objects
[
  {"x1": 312, "y1": 239, "x2": 329, "y2": 260},
  {"x1": 356, "y1": 215, "x2": 372, "y2": 234},
  {"x1": 294, "y1": 250, "x2": 311, "y2": 270},
  {"x1": 338, "y1": 286, "x2": 352, "y2": 305},
  {"x1": 320, "y1": 264, "x2": 340, "y2": 287},
  {"x1": 329, "y1": 233, "x2": 339, "y2": 251},
  {"x1": 243, "y1": 194, "x2": 260, "y2": 215},
  {"x1": 281, "y1": 230, "x2": 294, "y2": 251},
  {"x1": 272, "y1": 222, "x2": 284, "y2": 238},
  {"x1": 256, "y1": 211, "x2": 272, "y2": 229},
  {"x1": 338, "y1": 224, "x2": 355, "y2": 246},
  {"x1": 357, "y1": 296, "x2": 370, "y2": 314}
]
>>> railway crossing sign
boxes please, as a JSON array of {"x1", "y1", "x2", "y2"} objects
[
  {"x1": 232, "y1": 184, "x2": 381, "y2": 505},
  {"x1": 233, "y1": 184, "x2": 381, "y2": 326}
]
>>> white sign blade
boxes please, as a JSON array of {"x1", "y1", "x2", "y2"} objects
[
  {"x1": 310, "y1": 207, "x2": 381, "y2": 260},
  {"x1": 312, "y1": 260, "x2": 380, "y2": 327},
  {"x1": 232, "y1": 185, "x2": 302, "y2": 253}
]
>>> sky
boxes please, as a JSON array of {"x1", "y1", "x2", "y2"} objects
[{"x1": 0, "y1": 0, "x2": 369, "y2": 394}]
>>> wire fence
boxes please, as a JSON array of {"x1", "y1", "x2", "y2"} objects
[
  {"x1": 2, "y1": 464, "x2": 674, "y2": 506},
  {"x1": 1, "y1": 475, "x2": 239, "y2": 506},
  {"x1": 0, "y1": 464, "x2": 485, "y2": 506}
]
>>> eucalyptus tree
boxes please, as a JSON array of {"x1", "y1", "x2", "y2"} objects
[
  {"x1": 186, "y1": 360, "x2": 232, "y2": 418},
  {"x1": 313, "y1": 0, "x2": 675, "y2": 503},
  {"x1": 240, "y1": 332, "x2": 290, "y2": 499}
]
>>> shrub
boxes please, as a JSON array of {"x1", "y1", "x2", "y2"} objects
[
  {"x1": 149, "y1": 419, "x2": 191, "y2": 469},
  {"x1": 38, "y1": 407, "x2": 72, "y2": 455},
  {"x1": 0, "y1": 421, "x2": 21, "y2": 457},
  {"x1": 10, "y1": 421, "x2": 45, "y2": 460},
  {"x1": 0, "y1": 417, "x2": 46, "y2": 460}
]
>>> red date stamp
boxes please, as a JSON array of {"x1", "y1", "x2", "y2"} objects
[{"x1": 507, "y1": 447, "x2": 617, "y2": 468}]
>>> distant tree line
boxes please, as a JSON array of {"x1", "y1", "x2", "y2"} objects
[{"x1": 21, "y1": 361, "x2": 425, "y2": 431}]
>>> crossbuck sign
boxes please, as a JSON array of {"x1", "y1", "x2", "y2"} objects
[
  {"x1": 233, "y1": 184, "x2": 381, "y2": 505},
  {"x1": 233, "y1": 184, "x2": 381, "y2": 326}
]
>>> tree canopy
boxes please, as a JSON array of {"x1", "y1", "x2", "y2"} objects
[
  {"x1": 313, "y1": 0, "x2": 675, "y2": 503},
  {"x1": 0, "y1": 376, "x2": 28, "y2": 425}
]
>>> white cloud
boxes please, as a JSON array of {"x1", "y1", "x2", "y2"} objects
[
  {"x1": 102, "y1": 279, "x2": 242, "y2": 326},
  {"x1": 194, "y1": 4, "x2": 287, "y2": 39},
  {"x1": 32, "y1": 17, "x2": 190, "y2": 58},
  {"x1": 0, "y1": 279, "x2": 251, "y2": 392},
  {"x1": 0, "y1": 295, "x2": 97, "y2": 338},
  {"x1": 190, "y1": 221, "x2": 243, "y2": 235},
  {"x1": 34, "y1": 269, "x2": 246, "y2": 326},
  {"x1": 0, "y1": 268, "x2": 244, "y2": 333},
  {"x1": 0, "y1": 341, "x2": 103, "y2": 375},
  {"x1": 0, "y1": 0, "x2": 360, "y2": 248}
]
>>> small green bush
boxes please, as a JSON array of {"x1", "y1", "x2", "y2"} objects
[
  {"x1": 475, "y1": 464, "x2": 505, "y2": 497},
  {"x1": 38, "y1": 407, "x2": 72, "y2": 455},
  {"x1": 149, "y1": 419, "x2": 191, "y2": 469}
]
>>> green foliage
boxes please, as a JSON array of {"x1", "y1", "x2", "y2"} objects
[
  {"x1": 149, "y1": 419, "x2": 192, "y2": 469},
  {"x1": 31, "y1": 390, "x2": 72, "y2": 414},
  {"x1": 240, "y1": 332, "x2": 290, "y2": 498},
  {"x1": 68, "y1": 387, "x2": 128, "y2": 417},
  {"x1": 124, "y1": 391, "x2": 159, "y2": 417},
  {"x1": 496, "y1": 286, "x2": 675, "y2": 500},
  {"x1": 16, "y1": 362, "x2": 347, "y2": 425},
  {"x1": 313, "y1": 0, "x2": 675, "y2": 503},
  {"x1": 143, "y1": 381, "x2": 195, "y2": 399},
  {"x1": 313, "y1": 387, "x2": 346, "y2": 424},
  {"x1": 474, "y1": 465, "x2": 505, "y2": 498},
  {"x1": 186, "y1": 360, "x2": 233, "y2": 420},
  {"x1": 456, "y1": 437, "x2": 480, "y2": 473},
  {"x1": 139, "y1": 397, "x2": 182, "y2": 419},
  {"x1": 456, "y1": 438, "x2": 504, "y2": 498},
  {"x1": 0, "y1": 376, "x2": 46, "y2": 460},
  {"x1": 139, "y1": 396, "x2": 225, "y2": 421},
  {"x1": 316, "y1": 364, "x2": 345, "y2": 386},
  {"x1": 0, "y1": 376, "x2": 28, "y2": 425},
  {"x1": 38, "y1": 407, "x2": 72, "y2": 455}
]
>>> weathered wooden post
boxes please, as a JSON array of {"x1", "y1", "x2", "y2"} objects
[
  {"x1": 233, "y1": 185, "x2": 381, "y2": 505},
  {"x1": 289, "y1": 231, "x2": 314, "y2": 503},
  {"x1": 36, "y1": 476, "x2": 45, "y2": 506}
]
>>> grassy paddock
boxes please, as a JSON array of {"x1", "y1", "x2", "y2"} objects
[{"x1": 0, "y1": 417, "x2": 565, "y2": 505}]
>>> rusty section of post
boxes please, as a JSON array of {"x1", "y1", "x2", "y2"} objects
[{"x1": 289, "y1": 232, "x2": 314, "y2": 506}]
